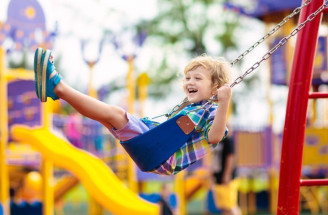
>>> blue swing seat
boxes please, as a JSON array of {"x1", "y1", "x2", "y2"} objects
[{"x1": 120, "y1": 114, "x2": 195, "y2": 172}]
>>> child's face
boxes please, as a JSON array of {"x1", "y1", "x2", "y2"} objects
[{"x1": 183, "y1": 66, "x2": 215, "y2": 103}]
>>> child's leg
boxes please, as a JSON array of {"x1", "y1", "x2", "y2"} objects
[
  {"x1": 34, "y1": 48, "x2": 127, "y2": 130},
  {"x1": 53, "y1": 78, "x2": 128, "y2": 130}
]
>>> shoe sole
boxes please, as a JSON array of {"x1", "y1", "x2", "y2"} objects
[
  {"x1": 34, "y1": 48, "x2": 43, "y2": 99},
  {"x1": 41, "y1": 50, "x2": 51, "y2": 102}
]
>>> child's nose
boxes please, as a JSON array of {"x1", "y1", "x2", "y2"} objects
[
  {"x1": 187, "y1": 78, "x2": 195, "y2": 83},
  {"x1": 190, "y1": 79, "x2": 196, "y2": 84}
]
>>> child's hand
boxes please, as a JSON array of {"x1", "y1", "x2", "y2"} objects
[{"x1": 216, "y1": 84, "x2": 231, "y2": 103}]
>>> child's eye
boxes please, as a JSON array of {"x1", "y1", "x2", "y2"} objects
[
  {"x1": 185, "y1": 77, "x2": 191, "y2": 81},
  {"x1": 195, "y1": 77, "x2": 201, "y2": 80}
]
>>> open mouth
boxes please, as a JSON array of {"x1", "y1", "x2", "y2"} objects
[{"x1": 188, "y1": 88, "x2": 198, "y2": 95}]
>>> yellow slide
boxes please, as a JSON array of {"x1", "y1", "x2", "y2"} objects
[{"x1": 11, "y1": 125, "x2": 159, "y2": 215}]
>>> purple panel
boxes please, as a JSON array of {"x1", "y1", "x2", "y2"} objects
[
  {"x1": 270, "y1": 37, "x2": 288, "y2": 85},
  {"x1": 224, "y1": 0, "x2": 302, "y2": 19},
  {"x1": 233, "y1": 126, "x2": 273, "y2": 169},
  {"x1": 7, "y1": 0, "x2": 46, "y2": 30},
  {"x1": 7, "y1": 80, "x2": 41, "y2": 130},
  {"x1": 0, "y1": 0, "x2": 55, "y2": 51},
  {"x1": 312, "y1": 36, "x2": 328, "y2": 85},
  {"x1": 264, "y1": 126, "x2": 273, "y2": 167}
]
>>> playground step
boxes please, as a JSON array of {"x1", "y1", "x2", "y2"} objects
[
  {"x1": 300, "y1": 179, "x2": 328, "y2": 186},
  {"x1": 308, "y1": 92, "x2": 328, "y2": 99}
]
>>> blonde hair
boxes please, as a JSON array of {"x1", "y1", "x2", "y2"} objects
[{"x1": 183, "y1": 54, "x2": 231, "y2": 88}]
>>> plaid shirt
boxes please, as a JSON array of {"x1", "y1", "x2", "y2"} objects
[{"x1": 141, "y1": 100, "x2": 228, "y2": 175}]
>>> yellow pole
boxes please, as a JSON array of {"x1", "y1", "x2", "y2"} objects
[
  {"x1": 42, "y1": 158, "x2": 54, "y2": 215},
  {"x1": 86, "y1": 62, "x2": 103, "y2": 214},
  {"x1": 268, "y1": 169, "x2": 278, "y2": 214},
  {"x1": 127, "y1": 57, "x2": 135, "y2": 115},
  {"x1": 136, "y1": 73, "x2": 150, "y2": 194},
  {"x1": 88, "y1": 63, "x2": 97, "y2": 98},
  {"x1": 137, "y1": 73, "x2": 150, "y2": 118},
  {"x1": 264, "y1": 21, "x2": 277, "y2": 214},
  {"x1": 42, "y1": 99, "x2": 55, "y2": 215},
  {"x1": 310, "y1": 86, "x2": 318, "y2": 126},
  {"x1": 175, "y1": 171, "x2": 186, "y2": 215},
  {"x1": 0, "y1": 47, "x2": 10, "y2": 215},
  {"x1": 264, "y1": 22, "x2": 274, "y2": 126},
  {"x1": 126, "y1": 56, "x2": 137, "y2": 193},
  {"x1": 284, "y1": 13, "x2": 294, "y2": 85}
]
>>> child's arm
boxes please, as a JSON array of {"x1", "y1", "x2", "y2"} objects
[
  {"x1": 207, "y1": 84, "x2": 231, "y2": 144},
  {"x1": 222, "y1": 154, "x2": 234, "y2": 184}
]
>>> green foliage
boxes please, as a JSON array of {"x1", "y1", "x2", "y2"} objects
[
  {"x1": 137, "y1": 0, "x2": 239, "y2": 55},
  {"x1": 135, "y1": 0, "x2": 240, "y2": 99}
]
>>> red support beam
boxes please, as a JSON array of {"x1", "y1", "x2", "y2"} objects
[
  {"x1": 300, "y1": 179, "x2": 328, "y2": 186},
  {"x1": 309, "y1": 92, "x2": 328, "y2": 98},
  {"x1": 277, "y1": 0, "x2": 324, "y2": 214}
]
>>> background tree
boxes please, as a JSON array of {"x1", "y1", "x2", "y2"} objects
[{"x1": 135, "y1": 0, "x2": 240, "y2": 98}]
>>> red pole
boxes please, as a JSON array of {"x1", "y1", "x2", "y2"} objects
[{"x1": 277, "y1": 0, "x2": 323, "y2": 214}]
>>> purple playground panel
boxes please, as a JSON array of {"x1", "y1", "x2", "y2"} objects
[
  {"x1": 234, "y1": 126, "x2": 275, "y2": 169},
  {"x1": 7, "y1": 80, "x2": 41, "y2": 138},
  {"x1": 0, "y1": 0, "x2": 55, "y2": 52},
  {"x1": 224, "y1": 0, "x2": 303, "y2": 19},
  {"x1": 52, "y1": 114, "x2": 105, "y2": 152}
]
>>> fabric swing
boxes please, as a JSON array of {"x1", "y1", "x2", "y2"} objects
[
  {"x1": 119, "y1": 0, "x2": 315, "y2": 172},
  {"x1": 121, "y1": 114, "x2": 195, "y2": 172}
]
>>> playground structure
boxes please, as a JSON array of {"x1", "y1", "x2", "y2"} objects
[
  {"x1": 0, "y1": 46, "x2": 161, "y2": 215},
  {"x1": 0, "y1": 47, "x2": 208, "y2": 215},
  {"x1": 0, "y1": 1, "x2": 188, "y2": 212},
  {"x1": 223, "y1": 0, "x2": 328, "y2": 214},
  {"x1": 276, "y1": 0, "x2": 328, "y2": 214},
  {"x1": 11, "y1": 126, "x2": 159, "y2": 215},
  {"x1": 2, "y1": 0, "x2": 328, "y2": 215},
  {"x1": 0, "y1": 3, "x2": 186, "y2": 212}
]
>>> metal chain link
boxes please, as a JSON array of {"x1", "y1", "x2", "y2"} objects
[
  {"x1": 231, "y1": 0, "x2": 312, "y2": 66},
  {"x1": 230, "y1": 0, "x2": 328, "y2": 88},
  {"x1": 152, "y1": 99, "x2": 189, "y2": 119}
]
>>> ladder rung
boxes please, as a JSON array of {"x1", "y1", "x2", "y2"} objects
[
  {"x1": 300, "y1": 179, "x2": 328, "y2": 186},
  {"x1": 308, "y1": 92, "x2": 328, "y2": 99}
]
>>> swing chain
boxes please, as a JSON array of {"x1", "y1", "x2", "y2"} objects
[
  {"x1": 153, "y1": 0, "x2": 325, "y2": 119},
  {"x1": 152, "y1": 98, "x2": 189, "y2": 119},
  {"x1": 230, "y1": 0, "x2": 312, "y2": 66},
  {"x1": 230, "y1": 0, "x2": 328, "y2": 88}
]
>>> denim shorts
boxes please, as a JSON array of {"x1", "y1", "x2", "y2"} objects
[{"x1": 109, "y1": 112, "x2": 150, "y2": 141}]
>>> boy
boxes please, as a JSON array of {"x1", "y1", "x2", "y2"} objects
[{"x1": 34, "y1": 48, "x2": 231, "y2": 175}]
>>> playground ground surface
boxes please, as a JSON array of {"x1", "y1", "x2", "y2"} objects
[
  {"x1": 60, "y1": 200, "x2": 318, "y2": 215},
  {"x1": 56, "y1": 184, "x2": 320, "y2": 215}
]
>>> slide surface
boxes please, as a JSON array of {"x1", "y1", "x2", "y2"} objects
[{"x1": 12, "y1": 126, "x2": 159, "y2": 215}]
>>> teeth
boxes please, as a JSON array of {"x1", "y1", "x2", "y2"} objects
[{"x1": 188, "y1": 89, "x2": 197, "y2": 93}]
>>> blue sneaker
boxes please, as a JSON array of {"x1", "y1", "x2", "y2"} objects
[{"x1": 34, "y1": 48, "x2": 62, "y2": 102}]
